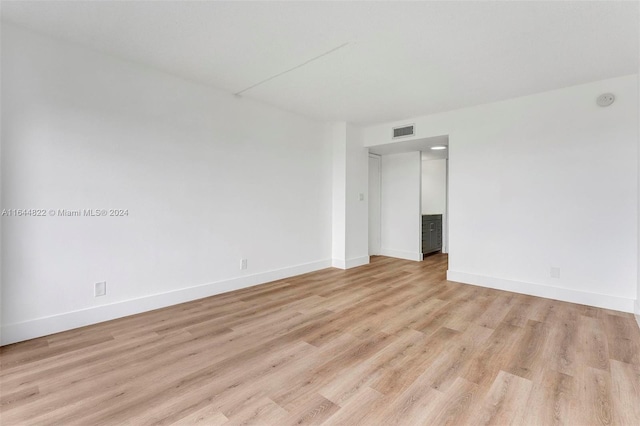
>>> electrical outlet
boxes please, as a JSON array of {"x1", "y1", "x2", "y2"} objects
[
  {"x1": 550, "y1": 267, "x2": 560, "y2": 279},
  {"x1": 95, "y1": 281, "x2": 107, "y2": 297},
  {"x1": 240, "y1": 259, "x2": 248, "y2": 270}
]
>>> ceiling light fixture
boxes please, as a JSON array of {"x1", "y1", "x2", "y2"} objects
[{"x1": 431, "y1": 146, "x2": 447, "y2": 150}]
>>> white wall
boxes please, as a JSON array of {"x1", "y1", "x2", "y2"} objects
[
  {"x1": 421, "y1": 159, "x2": 447, "y2": 214},
  {"x1": 421, "y1": 158, "x2": 447, "y2": 252},
  {"x1": 330, "y1": 123, "x2": 369, "y2": 269},
  {"x1": 637, "y1": 57, "x2": 640, "y2": 326},
  {"x1": 1, "y1": 24, "x2": 333, "y2": 344},
  {"x1": 345, "y1": 124, "x2": 369, "y2": 266},
  {"x1": 368, "y1": 155, "x2": 382, "y2": 255},
  {"x1": 380, "y1": 152, "x2": 422, "y2": 261},
  {"x1": 0, "y1": 45, "x2": 3, "y2": 342},
  {"x1": 365, "y1": 75, "x2": 639, "y2": 312},
  {"x1": 330, "y1": 122, "x2": 347, "y2": 266}
]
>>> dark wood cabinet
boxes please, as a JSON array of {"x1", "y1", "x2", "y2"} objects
[{"x1": 422, "y1": 214, "x2": 442, "y2": 254}]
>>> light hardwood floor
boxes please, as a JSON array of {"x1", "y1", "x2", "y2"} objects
[{"x1": 1, "y1": 254, "x2": 640, "y2": 425}]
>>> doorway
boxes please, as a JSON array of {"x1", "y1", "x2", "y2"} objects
[
  {"x1": 367, "y1": 135, "x2": 449, "y2": 262},
  {"x1": 421, "y1": 154, "x2": 448, "y2": 254}
]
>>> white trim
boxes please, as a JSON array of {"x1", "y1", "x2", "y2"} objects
[
  {"x1": 346, "y1": 256, "x2": 370, "y2": 269},
  {"x1": 380, "y1": 248, "x2": 423, "y2": 262},
  {"x1": 447, "y1": 270, "x2": 635, "y2": 313},
  {"x1": 368, "y1": 154, "x2": 382, "y2": 256},
  {"x1": 443, "y1": 157, "x2": 449, "y2": 254},
  {"x1": 332, "y1": 258, "x2": 346, "y2": 269},
  {"x1": 1, "y1": 259, "x2": 331, "y2": 346},
  {"x1": 332, "y1": 256, "x2": 370, "y2": 270},
  {"x1": 417, "y1": 159, "x2": 423, "y2": 259},
  {"x1": 635, "y1": 300, "x2": 640, "y2": 331}
]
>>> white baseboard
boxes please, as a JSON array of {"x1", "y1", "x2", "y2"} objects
[
  {"x1": 346, "y1": 256, "x2": 370, "y2": 269},
  {"x1": 331, "y1": 256, "x2": 370, "y2": 270},
  {"x1": 380, "y1": 248, "x2": 423, "y2": 262},
  {"x1": 635, "y1": 300, "x2": 640, "y2": 331},
  {"x1": 332, "y1": 258, "x2": 346, "y2": 269},
  {"x1": 447, "y1": 270, "x2": 635, "y2": 313},
  {"x1": 1, "y1": 259, "x2": 332, "y2": 346}
]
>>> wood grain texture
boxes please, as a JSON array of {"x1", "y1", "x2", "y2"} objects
[{"x1": 1, "y1": 254, "x2": 640, "y2": 425}]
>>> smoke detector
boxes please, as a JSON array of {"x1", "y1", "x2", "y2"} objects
[{"x1": 596, "y1": 93, "x2": 615, "y2": 107}]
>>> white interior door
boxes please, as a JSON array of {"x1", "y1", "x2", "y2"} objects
[{"x1": 368, "y1": 154, "x2": 381, "y2": 255}]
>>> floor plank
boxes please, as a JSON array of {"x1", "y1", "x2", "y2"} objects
[{"x1": 1, "y1": 254, "x2": 640, "y2": 425}]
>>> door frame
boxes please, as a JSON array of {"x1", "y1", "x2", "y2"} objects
[{"x1": 368, "y1": 153, "x2": 382, "y2": 256}]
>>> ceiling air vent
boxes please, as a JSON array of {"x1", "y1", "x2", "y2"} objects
[{"x1": 393, "y1": 124, "x2": 415, "y2": 139}]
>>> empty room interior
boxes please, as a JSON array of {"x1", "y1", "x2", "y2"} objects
[{"x1": 2, "y1": 1, "x2": 640, "y2": 425}]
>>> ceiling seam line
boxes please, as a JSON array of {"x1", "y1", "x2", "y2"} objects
[{"x1": 234, "y1": 42, "x2": 349, "y2": 96}]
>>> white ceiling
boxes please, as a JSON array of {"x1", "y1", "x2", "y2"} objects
[{"x1": 2, "y1": 1, "x2": 638, "y2": 124}]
